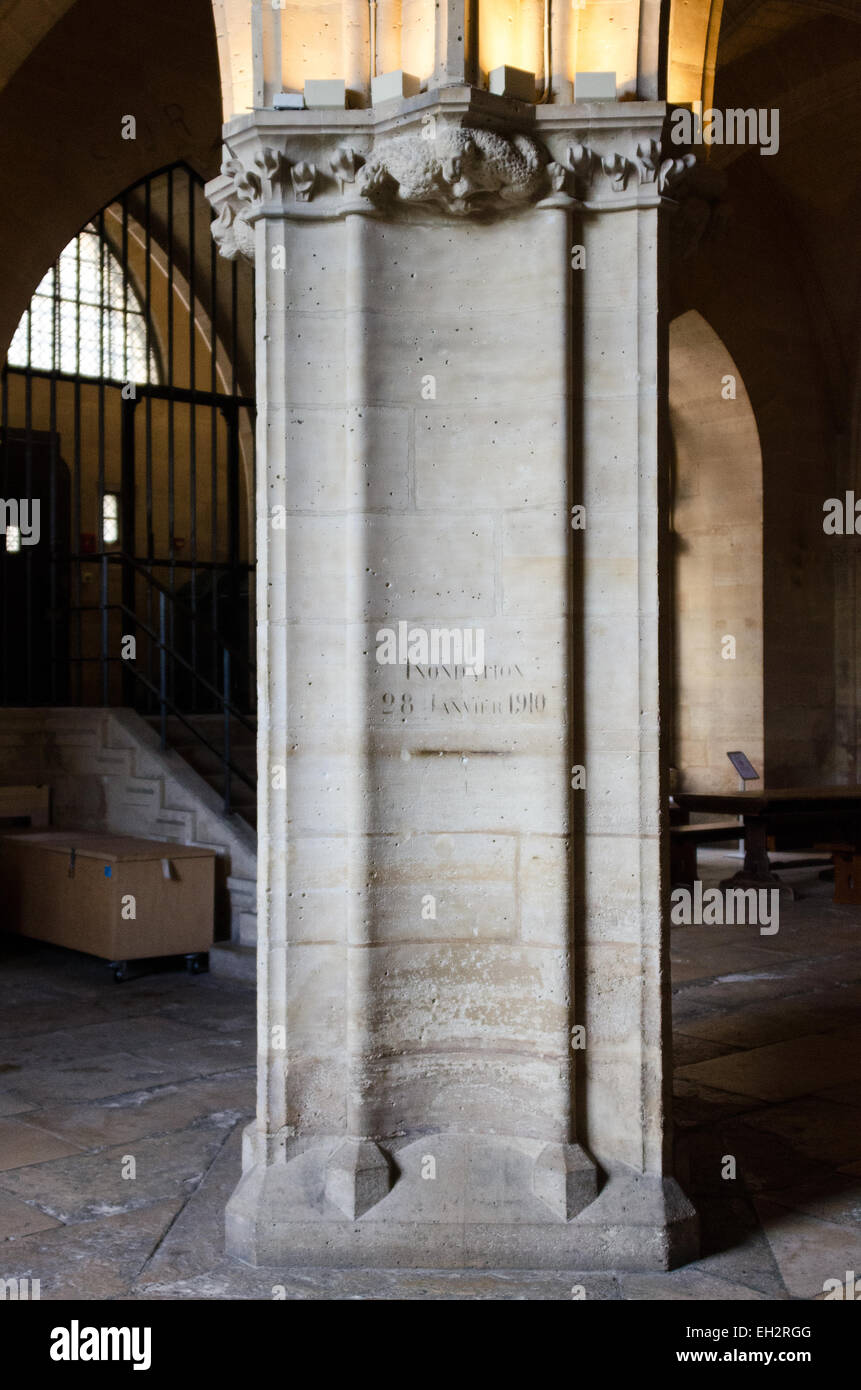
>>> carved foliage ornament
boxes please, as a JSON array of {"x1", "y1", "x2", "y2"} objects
[
  {"x1": 563, "y1": 138, "x2": 692, "y2": 198},
  {"x1": 212, "y1": 146, "x2": 316, "y2": 258},
  {"x1": 210, "y1": 131, "x2": 694, "y2": 255}
]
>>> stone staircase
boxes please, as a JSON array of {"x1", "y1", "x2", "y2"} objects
[
  {"x1": 0, "y1": 707, "x2": 257, "y2": 974},
  {"x1": 143, "y1": 714, "x2": 258, "y2": 831}
]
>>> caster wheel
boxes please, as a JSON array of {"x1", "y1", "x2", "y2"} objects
[
  {"x1": 112, "y1": 963, "x2": 129, "y2": 983},
  {"x1": 185, "y1": 953, "x2": 209, "y2": 975}
]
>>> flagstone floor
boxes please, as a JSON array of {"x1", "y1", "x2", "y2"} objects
[{"x1": 0, "y1": 851, "x2": 859, "y2": 1300}]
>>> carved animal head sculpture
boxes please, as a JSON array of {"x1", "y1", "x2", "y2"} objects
[{"x1": 356, "y1": 127, "x2": 551, "y2": 216}]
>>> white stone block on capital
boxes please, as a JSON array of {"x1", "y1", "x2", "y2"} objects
[
  {"x1": 574, "y1": 71, "x2": 617, "y2": 101},
  {"x1": 371, "y1": 70, "x2": 421, "y2": 105},
  {"x1": 303, "y1": 79, "x2": 346, "y2": 108},
  {"x1": 488, "y1": 65, "x2": 537, "y2": 102}
]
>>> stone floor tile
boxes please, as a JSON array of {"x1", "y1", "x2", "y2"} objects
[
  {"x1": 674, "y1": 993, "x2": 861, "y2": 1051},
  {"x1": 125, "y1": 1030, "x2": 257, "y2": 1080},
  {"x1": 618, "y1": 1269, "x2": 770, "y2": 1300},
  {"x1": 754, "y1": 1200, "x2": 861, "y2": 1300},
  {"x1": 670, "y1": 945, "x2": 787, "y2": 986},
  {"x1": 671, "y1": 1077, "x2": 762, "y2": 1128},
  {"x1": 737, "y1": 1096, "x2": 861, "y2": 1168},
  {"x1": 688, "y1": 1196, "x2": 788, "y2": 1297},
  {"x1": 136, "y1": 1121, "x2": 242, "y2": 1285},
  {"x1": 672, "y1": 1034, "x2": 742, "y2": 1068},
  {"x1": 676, "y1": 1024, "x2": 861, "y2": 1102},
  {"x1": 62, "y1": 1016, "x2": 217, "y2": 1057},
  {"x1": 25, "y1": 1071, "x2": 254, "y2": 1150},
  {"x1": 759, "y1": 1174, "x2": 861, "y2": 1229},
  {"x1": 0, "y1": 1123, "x2": 236, "y2": 1223},
  {"x1": 0, "y1": 1117, "x2": 87, "y2": 1171},
  {"x1": 0, "y1": 1091, "x2": 37, "y2": 1117},
  {"x1": 154, "y1": 991, "x2": 256, "y2": 1034},
  {"x1": 0, "y1": 998, "x2": 114, "y2": 1041},
  {"x1": 129, "y1": 1265, "x2": 624, "y2": 1300},
  {"x1": 675, "y1": 1121, "x2": 829, "y2": 1197},
  {"x1": 817, "y1": 1079, "x2": 861, "y2": 1107},
  {"x1": 0, "y1": 1188, "x2": 63, "y2": 1238},
  {"x1": 3, "y1": 1199, "x2": 183, "y2": 1299},
  {"x1": 6, "y1": 1053, "x2": 202, "y2": 1106}
]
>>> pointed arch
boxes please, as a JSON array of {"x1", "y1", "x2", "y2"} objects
[
  {"x1": 666, "y1": 0, "x2": 725, "y2": 107},
  {"x1": 670, "y1": 309, "x2": 764, "y2": 792},
  {"x1": 7, "y1": 224, "x2": 160, "y2": 385}
]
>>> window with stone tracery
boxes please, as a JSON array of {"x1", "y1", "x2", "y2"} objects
[{"x1": 7, "y1": 224, "x2": 159, "y2": 384}]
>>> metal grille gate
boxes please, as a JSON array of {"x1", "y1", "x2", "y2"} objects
[{"x1": 0, "y1": 163, "x2": 256, "y2": 814}]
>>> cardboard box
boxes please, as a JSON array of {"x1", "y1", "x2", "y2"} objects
[{"x1": 0, "y1": 830, "x2": 214, "y2": 961}]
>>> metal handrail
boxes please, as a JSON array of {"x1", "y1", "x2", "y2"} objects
[
  {"x1": 91, "y1": 549, "x2": 256, "y2": 672},
  {"x1": 110, "y1": 596, "x2": 255, "y2": 733},
  {"x1": 120, "y1": 663, "x2": 255, "y2": 797},
  {"x1": 90, "y1": 552, "x2": 257, "y2": 816}
]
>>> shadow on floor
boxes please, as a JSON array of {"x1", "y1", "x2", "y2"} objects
[{"x1": 0, "y1": 857, "x2": 859, "y2": 1299}]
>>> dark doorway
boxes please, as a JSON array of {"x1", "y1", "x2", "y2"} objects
[{"x1": 0, "y1": 428, "x2": 70, "y2": 704}]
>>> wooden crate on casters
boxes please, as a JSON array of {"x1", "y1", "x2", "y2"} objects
[{"x1": 0, "y1": 830, "x2": 215, "y2": 980}]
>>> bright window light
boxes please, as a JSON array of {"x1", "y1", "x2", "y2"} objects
[
  {"x1": 102, "y1": 492, "x2": 120, "y2": 545},
  {"x1": 7, "y1": 226, "x2": 159, "y2": 384}
]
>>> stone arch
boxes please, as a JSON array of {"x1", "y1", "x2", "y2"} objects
[
  {"x1": 0, "y1": 0, "x2": 223, "y2": 359},
  {"x1": 0, "y1": 0, "x2": 78, "y2": 99},
  {"x1": 212, "y1": 0, "x2": 255, "y2": 121},
  {"x1": 669, "y1": 308, "x2": 764, "y2": 793},
  {"x1": 666, "y1": 0, "x2": 725, "y2": 107}
]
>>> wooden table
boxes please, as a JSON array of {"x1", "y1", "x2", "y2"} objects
[{"x1": 674, "y1": 787, "x2": 861, "y2": 896}]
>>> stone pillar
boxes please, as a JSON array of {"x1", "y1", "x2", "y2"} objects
[
  {"x1": 431, "y1": 0, "x2": 472, "y2": 89},
  {"x1": 208, "y1": 96, "x2": 698, "y2": 1269}
]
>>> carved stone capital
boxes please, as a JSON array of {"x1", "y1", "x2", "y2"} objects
[
  {"x1": 208, "y1": 126, "x2": 568, "y2": 255},
  {"x1": 206, "y1": 104, "x2": 696, "y2": 258}
]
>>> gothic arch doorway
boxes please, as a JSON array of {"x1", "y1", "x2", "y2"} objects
[
  {"x1": 0, "y1": 163, "x2": 256, "y2": 809},
  {"x1": 669, "y1": 308, "x2": 765, "y2": 794}
]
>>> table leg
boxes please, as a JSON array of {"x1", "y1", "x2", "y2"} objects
[{"x1": 719, "y1": 815, "x2": 795, "y2": 899}]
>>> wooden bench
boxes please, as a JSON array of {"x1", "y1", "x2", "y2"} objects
[
  {"x1": 670, "y1": 820, "x2": 742, "y2": 885},
  {"x1": 814, "y1": 842, "x2": 861, "y2": 903}
]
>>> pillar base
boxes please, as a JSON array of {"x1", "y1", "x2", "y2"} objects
[{"x1": 225, "y1": 1128, "x2": 698, "y2": 1271}]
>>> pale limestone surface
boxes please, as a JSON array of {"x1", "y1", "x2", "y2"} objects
[{"x1": 204, "y1": 91, "x2": 697, "y2": 1267}]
